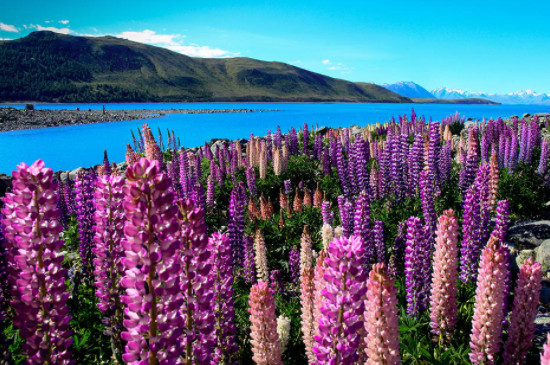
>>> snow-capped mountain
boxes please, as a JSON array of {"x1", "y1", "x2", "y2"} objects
[
  {"x1": 431, "y1": 87, "x2": 550, "y2": 104},
  {"x1": 381, "y1": 81, "x2": 436, "y2": 99}
]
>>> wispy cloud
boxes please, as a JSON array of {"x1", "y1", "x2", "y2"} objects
[
  {"x1": 321, "y1": 59, "x2": 352, "y2": 74},
  {"x1": 0, "y1": 37, "x2": 12, "y2": 41},
  {"x1": 116, "y1": 29, "x2": 238, "y2": 58},
  {"x1": 0, "y1": 22, "x2": 18, "y2": 33},
  {"x1": 59, "y1": 20, "x2": 70, "y2": 25},
  {"x1": 34, "y1": 24, "x2": 72, "y2": 34}
]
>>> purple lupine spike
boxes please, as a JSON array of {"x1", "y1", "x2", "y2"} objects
[
  {"x1": 103, "y1": 149, "x2": 112, "y2": 176},
  {"x1": 420, "y1": 169, "x2": 436, "y2": 250},
  {"x1": 289, "y1": 127, "x2": 298, "y2": 155},
  {"x1": 460, "y1": 184, "x2": 482, "y2": 283},
  {"x1": 379, "y1": 141, "x2": 390, "y2": 198},
  {"x1": 336, "y1": 141, "x2": 350, "y2": 197},
  {"x1": 74, "y1": 170, "x2": 96, "y2": 272},
  {"x1": 3, "y1": 160, "x2": 73, "y2": 364},
  {"x1": 120, "y1": 159, "x2": 183, "y2": 364},
  {"x1": 539, "y1": 139, "x2": 549, "y2": 176},
  {"x1": 55, "y1": 174, "x2": 69, "y2": 228},
  {"x1": 480, "y1": 133, "x2": 489, "y2": 163},
  {"x1": 313, "y1": 235, "x2": 367, "y2": 364},
  {"x1": 405, "y1": 216, "x2": 431, "y2": 318},
  {"x1": 275, "y1": 126, "x2": 282, "y2": 150},
  {"x1": 438, "y1": 140, "x2": 452, "y2": 184},
  {"x1": 63, "y1": 177, "x2": 75, "y2": 215},
  {"x1": 388, "y1": 221, "x2": 406, "y2": 277},
  {"x1": 323, "y1": 145, "x2": 331, "y2": 176},
  {"x1": 180, "y1": 148, "x2": 190, "y2": 198},
  {"x1": 337, "y1": 195, "x2": 353, "y2": 238},
  {"x1": 428, "y1": 122, "x2": 441, "y2": 188},
  {"x1": 206, "y1": 174, "x2": 215, "y2": 212},
  {"x1": 92, "y1": 175, "x2": 126, "y2": 362},
  {"x1": 246, "y1": 167, "x2": 258, "y2": 199},
  {"x1": 269, "y1": 270, "x2": 282, "y2": 294},
  {"x1": 266, "y1": 130, "x2": 273, "y2": 160},
  {"x1": 283, "y1": 179, "x2": 292, "y2": 195},
  {"x1": 476, "y1": 164, "x2": 492, "y2": 246},
  {"x1": 303, "y1": 123, "x2": 309, "y2": 155},
  {"x1": 373, "y1": 221, "x2": 385, "y2": 264},
  {"x1": 0, "y1": 211, "x2": 10, "y2": 362},
  {"x1": 228, "y1": 182, "x2": 247, "y2": 266},
  {"x1": 243, "y1": 235, "x2": 256, "y2": 284},
  {"x1": 289, "y1": 247, "x2": 300, "y2": 285},
  {"x1": 408, "y1": 134, "x2": 423, "y2": 194},
  {"x1": 353, "y1": 190, "x2": 373, "y2": 266},
  {"x1": 347, "y1": 141, "x2": 358, "y2": 195},
  {"x1": 492, "y1": 200, "x2": 510, "y2": 243},
  {"x1": 354, "y1": 136, "x2": 368, "y2": 192},
  {"x1": 321, "y1": 201, "x2": 333, "y2": 225},
  {"x1": 208, "y1": 233, "x2": 238, "y2": 363}
]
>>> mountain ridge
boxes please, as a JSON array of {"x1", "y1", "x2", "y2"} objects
[
  {"x1": 382, "y1": 81, "x2": 436, "y2": 99},
  {"x1": 0, "y1": 31, "x2": 411, "y2": 103},
  {"x1": 431, "y1": 87, "x2": 550, "y2": 105}
]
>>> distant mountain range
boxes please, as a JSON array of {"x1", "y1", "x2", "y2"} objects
[
  {"x1": 382, "y1": 81, "x2": 435, "y2": 99},
  {"x1": 382, "y1": 82, "x2": 550, "y2": 105}
]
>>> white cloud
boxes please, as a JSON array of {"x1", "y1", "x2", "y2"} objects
[
  {"x1": 322, "y1": 60, "x2": 352, "y2": 74},
  {"x1": 34, "y1": 24, "x2": 72, "y2": 34},
  {"x1": 0, "y1": 37, "x2": 12, "y2": 40},
  {"x1": 322, "y1": 59, "x2": 331, "y2": 64},
  {"x1": 0, "y1": 22, "x2": 18, "y2": 33},
  {"x1": 59, "y1": 20, "x2": 70, "y2": 25},
  {"x1": 116, "y1": 29, "x2": 238, "y2": 58}
]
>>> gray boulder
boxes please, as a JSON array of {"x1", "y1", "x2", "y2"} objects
[
  {"x1": 507, "y1": 220, "x2": 550, "y2": 250},
  {"x1": 516, "y1": 249, "x2": 535, "y2": 268},
  {"x1": 535, "y1": 239, "x2": 550, "y2": 274}
]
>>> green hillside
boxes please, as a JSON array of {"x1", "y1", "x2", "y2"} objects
[{"x1": 0, "y1": 31, "x2": 411, "y2": 103}]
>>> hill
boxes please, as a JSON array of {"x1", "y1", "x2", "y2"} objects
[
  {"x1": 0, "y1": 31, "x2": 411, "y2": 103},
  {"x1": 382, "y1": 81, "x2": 435, "y2": 99}
]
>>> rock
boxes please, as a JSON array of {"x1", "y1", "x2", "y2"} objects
[
  {"x1": 536, "y1": 239, "x2": 550, "y2": 273},
  {"x1": 316, "y1": 126, "x2": 330, "y2": 136},
  {"x1": 536, "y1": 113, "x2": 550, "y2": 119},
  {"x1": 516, "y1": 249, "x2": 534, "y2": 268},
  {"x1": 0, "y1": 174, "x2": 12, "y2": 197},
  {"x1": 524, "y1": 113, "x2": 532, "y2": 118},
  {"x1": 507, "y1": 220, "x2": 550, "y2": 250},
  {"x1": 69, "y1": 167, "x2": 84, "y2": 179}
]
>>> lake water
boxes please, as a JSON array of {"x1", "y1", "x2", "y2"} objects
[{"x1": 1, "y1": 102, "x2": 550, "y2": 174}]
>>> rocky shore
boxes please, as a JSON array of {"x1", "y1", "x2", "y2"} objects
[{"x1": 0, "y1": 106, "x2": 261, "y2": 132}]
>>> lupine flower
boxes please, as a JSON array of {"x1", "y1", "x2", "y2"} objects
[
  {"x1": 469, "y1": 236, "x2": 509, "y2": 365},
  {"x1": 254, "y1": 230, "x2": 269, "y2": 282},
  {"x1": 277, "y1": 314, "x2": 291, "y2": 354},
  {"x1": 228, "y1": 183, "x2": 246, "y2": 265},
  {"x1": 249, "y1": 281, "x2": 283, "y2": 365},
  {"x1": 353, "y1": 190, "x2": 373, "y2": 265},
  {"x1": 206, "y1": 174, "x2": 215, "y2": 211},
  {"x1": 489, "y1": 152, "x2": 499, "y2": 210},
  {"x1": 300, "y1": 263, "x2": 316, "y2": 364},
  {"x1": 373, "y1": 220, "x2": 385, "y2": 263},
  {"x1": 429, "y1": 210, "x2": 459, "y2": 343},
  {"x1": 389, "y1": 222, "x2": 406, "y2": 277},
  {"x1": 460, "y1": 185, "x2": 482, "y2": 283},
  {"x1": 289, "y1": 246, "x2": 300, "y2": 285},
  {"x1": 502, "y1": 257, "x2": 542, "y2": 365},
  {"x1": 363, "y1": 263, "x2": 401, "y2": 365},
  {"x1": 3, "y1": 160, "x2": 73, "y2": 364},
  {"x1": 270, "y1": 270, "x2": 282, "y2": 293},
  {"x1": 120, "y1": 158, "x2": 183, "y2": 364},
  {"x1": 405, "y1": 216, "x2": 431, "y2": 317},
  {"x1": 321, "y1": 224, "x2": 334, "y2": 249},
  {"x1": 280, "y1": 190, "x2": 290, "y2": 214},
  {"x1": 246, "y1": 166, "x2": 258, "y2": 199},
  {"x1": 293, "y1": 188, "x2": 303, "y2": 212},
  {"x1": 420, "y1": 169, "x2": 436, "y2": 249},
  {"x1": 93, "y1": 175, "x2": 126, "y2": 362},
  {"x1": 313, "y1": 183, "x2": 323, "y2": 207},
  {"x1": 321, "y1": 201, "x2": 332, "y2": 225},
  {"x1": 243, "y1": 235, "x2": 256, "y2": 284},
  {"x1": 284, "y1": 179, "x2": 292, "y2": 195},
  {"x1": 541, "y1": 334, "x2": 550, "y2": 365},
  {"x1": 313, "y1": 236, "x2": 367, "y2": 364},
  {"x1": 74, "y1": 170, "x2": 96, "y2": 272},
  {"x1": 208, "y1": 233, "x2": 238, "y2": 363}
]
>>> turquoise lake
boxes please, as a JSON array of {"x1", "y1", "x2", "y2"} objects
[{"x1": 1, "y1": 102, "x2": 550, "y2": 174}]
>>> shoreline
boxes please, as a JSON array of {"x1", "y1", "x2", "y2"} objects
[{"x1": 0, "y1": 107, "x2": 271, "y2": 132}]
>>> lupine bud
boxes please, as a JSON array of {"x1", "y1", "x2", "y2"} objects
[
  {"x1": 364, "y1": 263, "x2": 401, "y2": 365},
  {"x1": 321, "y1": 224, "x2": 334, "y2": 249},
  {"x1": 469, "y1": 236, "x2": 508, "y2": 365},
  {"x1": 429, "y1": 210, "x2": 459, "y2": 343},
  {"x1": 74, "y1": 170, "x2": 96, "y2": 272},
  {"x1": 502, "y1": 257, "x2": 542, "y2": 365},
  {"x1": 249, "y1": 281, "x2": 283, "y2": 365}
]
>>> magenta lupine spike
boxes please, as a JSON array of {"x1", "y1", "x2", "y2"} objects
[
  {"x1": 176, "y1": 199, "x2": 216, "y2": 364},
  {"x1": 0, "y1": 211, "x2": 10, "y2": 362},
  {"x1": 491, "y1": 200, "x2": 510, "y2": 243},
  {"x1": 460, "y1": 184, "x2": 482, "y2": 283},
  {"x1": 208, "y1": 233, "x2": 238, "y2": 363},
  {"x1": 74, "y1": 170, "x2": 96, "y2": 272},
  {"x1": 363, "y1": 263, "x2": 401, "y2": 365},
  {"x1": 313, "y1": 235, "x2": 367, "y2": 364},
  {"x1": 542, "y1": 334, "x2": 550, "y2": 365},
  {"x1": 303, "y1": 122, "x2": 309, "y2": 155},
  {"x1": 120, "y1": 158, "x2": 183, "y2": 364},
  {"x1": 103, "y1": 149, "x2": 112, "y2": 176},
  {"x1": 337, "y1": 195, "x2": 353, "y2": 238},
  {"x1": 92, "y1": 175, "x2": 126, "y2": 362},
  {"x1": 469, "y1": 236, "x2": 509, "y2": 365},
  {"x1": 503, "y1": 257, "x2": 542, "y2": 365},
  {"x1": 373, "y1": 220, "x2": 385, "y2": 263},
  {"x1": 405, "y1": 216, "x2": 431, "y2": 317},
  {"x1": 539, "y1": 139, "x2": 549, "y2": 176},
  {"x1": 249, "y1": 281, "x2": 283, "y2": 365},
  {"x1": 3, "y1": 160, "x2": 73, "y2": 364},
  {"x1": 428, "y1": 121, "x2": 441, "y2": 187},
  {"x1": 408, "y1": 134, "x2": 423, "y2": 194},
  {"x1": 429, "y1": 210, "x2": 459, "y2": 343}
]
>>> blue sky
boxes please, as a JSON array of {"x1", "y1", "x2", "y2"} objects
[{"x1": 1, "y1": 0, "x2": 549, "y2": 94}]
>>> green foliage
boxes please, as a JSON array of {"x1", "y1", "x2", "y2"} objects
[{"x1": 498, "y1": 164, "x2": 550, "y2": 219}]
